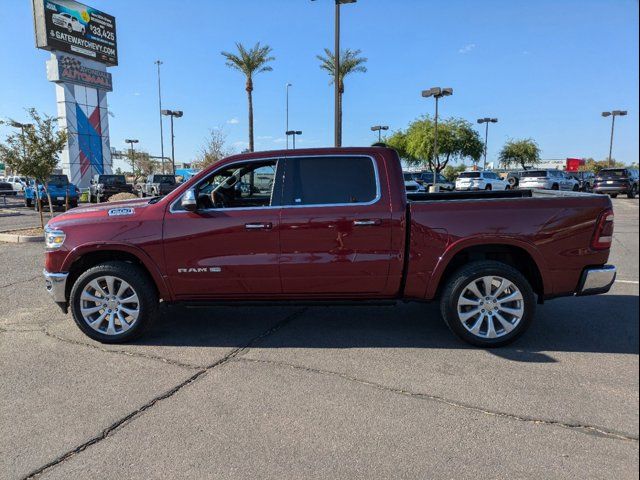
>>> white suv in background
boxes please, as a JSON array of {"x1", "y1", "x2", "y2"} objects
[
  {"x1": 519, "y1": 170, "x2": 580, "y2": 191},
  {"x1": 4, "y1": 175, "x2": 27, "y2": 192},
  {"x1": 455, "y1": 171, "x2": 510, "y2": 191}
]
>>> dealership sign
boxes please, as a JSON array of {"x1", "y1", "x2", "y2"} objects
[
  {"x1": 47, "y1": 55, "x2": 112, "y2": 91},
  {"x1": 33, "y1": 0, "x2": 118, "y2": 66}
]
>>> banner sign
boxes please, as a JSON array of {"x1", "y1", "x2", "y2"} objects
[
  {"x1": 48, "y1": 55, "x2": 113, "y2": 91},
  {"x1": 33, "y1": 0, "x2": 118, "y2": 66}
]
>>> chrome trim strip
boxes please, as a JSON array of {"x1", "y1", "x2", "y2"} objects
[
  {"x1": 169, "y1": 154, "x2": 382, "y2": 214},
  {"x1": 43, "y1": 269, "x2": 69, "y2": 303}
]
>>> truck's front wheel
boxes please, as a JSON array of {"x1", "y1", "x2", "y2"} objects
[
  {"x1": 440, "y1": 260, "x2": 536, "y2": 347},
  {"x1": 69, "y1": 261, "x2": 158, "y2": 343}
]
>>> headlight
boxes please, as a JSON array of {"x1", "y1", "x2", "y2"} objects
[{"x1": 44, "y1": 228, "x2": 66, "y2": 250}]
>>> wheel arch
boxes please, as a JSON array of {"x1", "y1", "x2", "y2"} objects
[
  {"x1": 63, "y1": 244, "x2": 172, "y2": 303},
  {"x1": 427, "y1": 239, "x2": 550, "y2": 302}
]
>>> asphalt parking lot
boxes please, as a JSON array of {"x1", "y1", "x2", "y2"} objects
[{"x1": 1, "y1": 196, "x2": 638, "y2": 479}]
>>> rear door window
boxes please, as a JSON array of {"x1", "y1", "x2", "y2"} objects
[{"x1": 282, "y1": 156, "x2": 378, "y2": 206}]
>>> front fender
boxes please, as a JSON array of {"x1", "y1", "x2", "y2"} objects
[{"x1": 61, "y1": 242, "x2": 173, "y2": 301}]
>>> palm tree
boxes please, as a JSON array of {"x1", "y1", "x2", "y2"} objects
[
  {"x1": 221, "y1": 42, "x2": 275, "y2": 152},
  {"x1": 317, "y1": 48, "x2": 367, "y2": 146}
]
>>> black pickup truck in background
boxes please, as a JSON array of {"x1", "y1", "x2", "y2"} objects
[
  {"x1": 138, "y1": 174, "x2": 179, "y2": 197},
  {"x1": 89, "y1": 174, "x2": 134, "y2": 203}
]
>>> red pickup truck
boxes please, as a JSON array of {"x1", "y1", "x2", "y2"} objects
[{"x1": 43, "y1": 147, "x2": 616, "y2": 347}]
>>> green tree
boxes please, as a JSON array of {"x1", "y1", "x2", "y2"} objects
[
  {"x1": 0, "y1": 108, "x2": 67, "y2": 227},
  {"x1": 221, "y1": 42, "x2": 275, "y2": 152},
  {"x1": 498, "y1": 139, "x2": 541, "y2": 170},
  {"x1": 581, "y1": 157, "x2": 625, "y2": 174},
  {"x1": 442, "y1": 163, "x2": 467, "y2": 182},
  {"x1": 386, "y1": 116, "x2": 483, "y2": 174},
  {"x1": 195, "y1": 128, "x2": 232, "y2": 168},
  {"x1": 317, "y1": 48, "x2": 368, "y2": 147}
]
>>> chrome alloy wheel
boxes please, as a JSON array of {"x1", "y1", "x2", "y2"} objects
[
  {"x1": 80, "y1": 276, "x2": 140, "y2": 335},
  {"x1": 456, "y1": 275, "x2": 525, "y2": 339}
]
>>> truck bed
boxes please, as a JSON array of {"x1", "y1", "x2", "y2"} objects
[{"x1": 404, "y1": 188, "x2": 612, "y2": 300}]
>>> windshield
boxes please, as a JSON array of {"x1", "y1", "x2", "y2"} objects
[
  {"x1": 458, "y1": 172, "x2": 481, "y2": 179},
  {"x1": 521, "y1": 171, "x2": 548, "y2": 178},
  {"x1": 599, "y1": 169, "x2": 627, "y2": 178},
  {"x1": 155, "y1": 175, "x2": 176, "y2": 184},
  {"x1": 99, "y1": 175, "x2": 126, "y2": 185},
  {"x1": 403, "y1": 173, "x2": 417, "y2": 181},
  {"x1": 47, "y1": 175, "x2": 69, "y2": 186}
]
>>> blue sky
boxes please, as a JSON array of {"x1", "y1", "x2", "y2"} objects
[{"x1": 0, "y1": 0, "x2": 638, "y2": 167}]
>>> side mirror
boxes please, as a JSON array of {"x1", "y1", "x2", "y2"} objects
[{"x1": 181, "y1": 189, "x2": 197, "y2": 212}]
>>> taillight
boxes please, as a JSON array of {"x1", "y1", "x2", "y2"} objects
[{"x1": 591, "y1": 209, "x2": 614, "y2": 250}]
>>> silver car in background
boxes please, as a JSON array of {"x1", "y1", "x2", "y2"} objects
[{"x1": 519, "y1": 170, "x2": 580, "y2": 191}]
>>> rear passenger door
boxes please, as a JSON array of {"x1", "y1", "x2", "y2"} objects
[{"x1": 279, "y1": 155, "x2": 393, "y2": 295}]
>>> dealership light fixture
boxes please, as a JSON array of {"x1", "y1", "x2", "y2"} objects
[
  {"x1": 370, "y1": 125, "x2": 389, "y2": 142},
  {"x1": 421, "y1": 87, "x2": 453, "y2": 191},
  {"x1": 601, "y1": 110, "x2": 628, "y2": 167},
  {"x1": 124, "y1": 139, "x2": 139, "y2": 173},
  {"x1": 311, "y1": 0, "x2": 357, "y2": 147},
  {"x1": 286, "y1": 130, "x2": 303, "y2": 149},
  {"x1": 162, "y1": 110, "x2": 183, "y2": 174},
  {"x1": 477, "y1": 117, "x2": 498, "y2": 170}
]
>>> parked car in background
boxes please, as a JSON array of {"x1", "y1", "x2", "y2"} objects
[
  {"x1": 24, "y1": 175, "x2": 79, "y2": 209},
  {"x1": 569, "y1": 171, "x2": 596, "y2": 192},
  {"x1": 519, "y1": 170, "x2": 580, "y2": 191},
  {"x1": 406, "y1": 171, "x2": 455, "y2": 191},
  {"x1": 0, "y1": 179, "x2": 16, "y2": 197},
  {"x1": 455, "y1": 171, "x2": 510, "y2": 191},
  {"x1": 89, "y1": 174, "x2": 134, "y2": 203},
  {"x1": 593, "y1": 168, "x2": 638, "y2": 199},
  {"x1": 506, "y1": 171, "x2": 522, "y2": 188},
  {"x1": 404, "y1": 179, "x2": 426, "y2": 193},
  {"x1": 139, "y1": 174, "x2": 179, "y2": 197},
  {"x1": 4, "y1": 175, "x2": 28, "y2": 192}
]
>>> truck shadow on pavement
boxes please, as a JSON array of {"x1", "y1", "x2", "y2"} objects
[{"x1": 135, "y1": 294, "x2": 639, "y2": 364}]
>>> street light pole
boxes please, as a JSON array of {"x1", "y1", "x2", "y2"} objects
[
  {"x1": 422, "y1": 87, "x2": 453, "y2": 192},
  {"x1": 602, "y1": 110, "x2": 627, "y2": 167},
  {"x1": 161, "y1": 110, "x2": 183, "y2": 174},
  {"x1": 477, "y1": 117, "x2": 498, "y2": 170},
  {"x1": 286, "y1": 130, "x2": 302, "y2": 149},
  {"x1": 8, "y1": 121, "x2": 33, "y2": 172},
  {"x1": 125, "y1": 139, "x2": 139, "y2": 176},
  {"x1": 154, "y1": 60, "x2": 166, "y2": 174},
  {"x1": 370, "y1": 125, "x2": 389, "y2": 142},
  {"x1": 286, "y1": 83, "x2": 292, "y2": 149}
]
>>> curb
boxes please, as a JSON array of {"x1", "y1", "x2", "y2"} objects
[{"x1": 0, "y1": 232, "x2": 44, "y2": 243}]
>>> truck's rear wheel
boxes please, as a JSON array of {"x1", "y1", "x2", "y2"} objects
[
  {"x1": 440, "y1": 260, "x2": 536, "y2": 347},
  {"x1": 628, "y1": 185, "x2": 637, "y2": 199},
  {"x1": 70, "y1": 261, "x2": 158, "y2": 343}
]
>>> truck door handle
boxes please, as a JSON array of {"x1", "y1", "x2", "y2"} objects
[
  {"x1": 353, "y1": 219, "x2": 380, "y2": 226},
  {"x1": 245, "y1": 222, "x2": 272, "y2": 230}
]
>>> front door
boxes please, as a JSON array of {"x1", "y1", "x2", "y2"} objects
[
  {"x1": 279, "y1": 155, "x2": 393, "y2": 296},
  {"x1": 163, "y1": 159, "x2": 283, "y2": 299}
]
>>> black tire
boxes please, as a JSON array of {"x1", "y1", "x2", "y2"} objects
[
  {"x1": 627, "y1": 185, "x2": 637, "y2": 199},
  {"x1": 572, "y1": 184, "x2": 580, "y2": 192},
  {"x1": 90, "y1": 194, "x2": 96, "y2": 203},
  {"x1": 552, "y1": 184, "x2": 560, "y2": 191},
  {"x1": 70, "y1": 200, "x2": 78, "y2": 209},
  {"x1": 610, "y1": 194, "x2": 618, "y2": 199},
  {"x1": 25, "y1": 198, "x2": 33, "y2": 208},
  {"x1": 508, "y1": 177, "x2": 518, "y2": 188},
  {"x1": 69, "y1": 261, "x2": 158, "y2": 343},
  {"x1": 440, "y1": 260, "x2": 536, "y2": 348},
  {"x1": 485, "y1": 184, "x2": 492, "y2": 191}
]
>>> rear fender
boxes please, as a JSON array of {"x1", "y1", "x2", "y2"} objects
[{"x1": 425, "y1": 236, "x2": 551, "y2": 299}]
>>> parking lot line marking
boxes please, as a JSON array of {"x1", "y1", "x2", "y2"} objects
[{"x1": 616, "y1": 280, "x2": 639, "y2": 285}]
